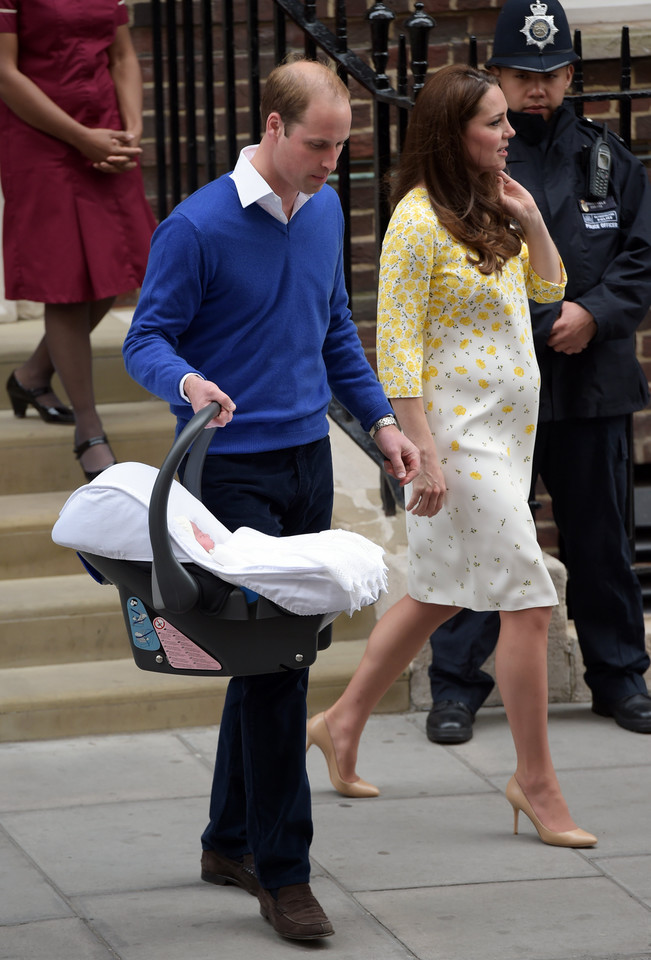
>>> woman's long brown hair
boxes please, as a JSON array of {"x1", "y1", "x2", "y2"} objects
[{"x1": 390, "y1": 64, "x2": 521, "y2": 274}]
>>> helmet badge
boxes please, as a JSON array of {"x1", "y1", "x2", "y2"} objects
[{"x1": 520, "y1": 2, "x2": 559, "y2": 51}]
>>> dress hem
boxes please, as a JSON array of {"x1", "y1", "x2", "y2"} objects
[{"x1": 406, "y1": 591, "x2": 559, "y2": 612}]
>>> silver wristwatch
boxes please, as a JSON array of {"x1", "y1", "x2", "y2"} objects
[{"x1": 370, "y1": 414, "x2": 398, "y2": 438}]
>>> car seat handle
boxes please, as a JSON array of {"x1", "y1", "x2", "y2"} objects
[{"x1": 149, "y1": 402, "x2": 220, "y2": 613}]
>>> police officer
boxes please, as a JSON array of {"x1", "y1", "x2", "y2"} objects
[{"x1": 426, "y1": 0, "x2": 651, "y2": 742}]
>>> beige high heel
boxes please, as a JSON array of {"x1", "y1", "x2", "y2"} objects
[
  {"x1": 306, "y1": 712, "x2": 380, "y2": 798},
  {"x1": 505, "y1": 775, "x2": 597, "y2": 848}
]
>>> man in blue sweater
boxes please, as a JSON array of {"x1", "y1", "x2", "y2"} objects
[{"x1": 123, "y1": 59, "x2": 419, "y2": 941}]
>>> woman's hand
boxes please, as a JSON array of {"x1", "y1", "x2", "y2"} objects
[
  {"x1": 389, "y1": 397, "x2": 447, "y2": 517},
  {"x1": 74, "y1": 127, "x2": 142, "y2": 170},
  {"x1": 496, "y1": 171, "x2": 540, "y2": 228},
  {"x1": 405, "y1": 454, "x2": 447, "y2": 517},
  {"x1": 497, "y1": 172, "x2": 563, "y2": 285}
]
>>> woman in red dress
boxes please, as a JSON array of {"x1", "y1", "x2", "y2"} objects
[{"x1": 0, "y1": 0, "x2": 156, "y2": 479}]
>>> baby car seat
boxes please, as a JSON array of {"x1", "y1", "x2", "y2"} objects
[{"x1": 78, "y1": 403, "x2": 333, "y2": 677}]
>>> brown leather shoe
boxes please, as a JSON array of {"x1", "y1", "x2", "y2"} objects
[
  {"x1": 200, "y1": 849, "x2": 260, "y2": 895},
  {"x1": 258, "y1": 883, "x2": 334, "y2": 940}
]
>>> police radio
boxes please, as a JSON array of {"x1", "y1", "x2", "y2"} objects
[{"x1": 586, "y1": 124, "x2": 611, "y2": 200}]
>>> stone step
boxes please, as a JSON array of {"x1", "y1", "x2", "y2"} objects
[
  {"x1": 0, "y1": 639, "x2": 408, "y2": 742},
  {"x1": 0, "y1": 399, "x2": 176, "y2": 495},
  {"x1": 0, "y1": 572, "x2": 377, "y2": 670},
  {"x1": 0, "y1": 491, "x2": 78, "y2": 579},
  {"x1": 0, "y1": 310, "x2": 149, "y2": 410},
  {"x1": 0, "y1": 573, "x2": 129, "y2": 669}
]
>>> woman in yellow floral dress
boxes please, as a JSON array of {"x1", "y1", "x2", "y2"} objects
[{"x1": 308, "y1": 65, "x2": 596, "y2": 847}]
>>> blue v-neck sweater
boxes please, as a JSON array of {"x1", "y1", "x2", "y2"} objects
[{"x1": 123, "y1": 176, "x2": 391, "y2": 454}]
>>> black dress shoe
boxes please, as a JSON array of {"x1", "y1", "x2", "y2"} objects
[
  {"x1": 592, "y1": 693, "x2": 651, "y2": 733},
  {"x1": 426, "y1": 700, "x2": 474, "y2": 744}
]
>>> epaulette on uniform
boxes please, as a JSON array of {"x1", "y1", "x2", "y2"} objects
[{"x1": 576, "y1": 114, "x2": 627, "y2": 148}]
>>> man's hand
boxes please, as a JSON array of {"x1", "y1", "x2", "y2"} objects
[
  {"x1": 547, "y1": 301, "x2": 597, "y2": 354},
  {"x1": 372, "y1": 424, "x2": 420, "y2": 486},
  {"x1": 183, "y1": 375, "x2": 236, "y2": 428}
]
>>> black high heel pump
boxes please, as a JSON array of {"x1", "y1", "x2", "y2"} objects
[{"x1": 6, "y1": 371, "x2": 75, "y2": 424}]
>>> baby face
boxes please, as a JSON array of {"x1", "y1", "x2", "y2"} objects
[{"x1": 190, "y1": 520, "x2": 215, "y2": 553}]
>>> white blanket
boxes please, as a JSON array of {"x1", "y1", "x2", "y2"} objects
[{"x1": 52, "y1": 462, "x2": 387, "y2": 617}]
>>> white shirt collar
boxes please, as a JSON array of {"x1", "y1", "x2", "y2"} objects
[{"x1": 230, "y1": 145, "x2": 311, "y2": 223}]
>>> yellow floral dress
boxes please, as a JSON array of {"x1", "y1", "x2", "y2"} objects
[{"x1": 377, "y1": 187, "x2": 566, "y2": 610}]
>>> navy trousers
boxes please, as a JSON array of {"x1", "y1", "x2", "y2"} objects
[
  {"x1": 195, "y1": 437, "x2": 333, "y2": 890},
  {"x1": 429, "y1": 416, "x2": 649, "y2": 709}
]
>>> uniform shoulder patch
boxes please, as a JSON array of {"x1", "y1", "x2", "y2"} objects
[{"x1": 576, "y1": 114, "x2": 626, "y2": 147}]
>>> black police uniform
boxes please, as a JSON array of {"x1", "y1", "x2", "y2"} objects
[{"x1": 429, "y1": 101, "x2": 651, "y2": 713}]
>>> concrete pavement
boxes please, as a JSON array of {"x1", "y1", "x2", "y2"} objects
[{"x1": 1, "y1": 704, "x2": 651, "y2": 960}]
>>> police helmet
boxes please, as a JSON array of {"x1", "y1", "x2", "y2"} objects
[{"x1": 486, "y1": 0, "x2": 579, "y2": 73}]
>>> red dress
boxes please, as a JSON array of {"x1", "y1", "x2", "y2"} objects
[{"x1": 0, "y1": 0, "x2": 156, "y2": 302}]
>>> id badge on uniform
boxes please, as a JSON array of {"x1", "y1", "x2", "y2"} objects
[{"x1": 578, "y1": 197, "x2": 619, "y2": 231}]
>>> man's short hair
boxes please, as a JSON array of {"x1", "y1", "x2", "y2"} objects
[{"x1": 260, "y1": 59, "x2": 350, "y2": 133}]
